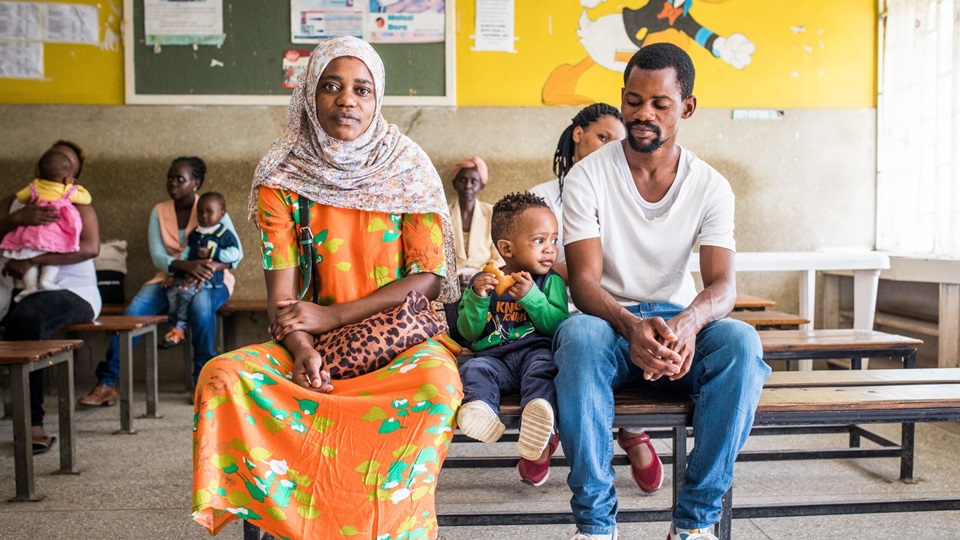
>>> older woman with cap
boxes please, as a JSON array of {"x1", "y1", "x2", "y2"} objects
[
  {"x1": 448, "y1": 156, "x2": 502, "y2": 289},
  {"x1": 191, "y1": 36, "x2": 462, "y2": 540}
]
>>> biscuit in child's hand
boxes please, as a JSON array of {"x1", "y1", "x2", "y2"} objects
[{"x1": 482, "y1": 260, "x2": 515, "y2": 295}]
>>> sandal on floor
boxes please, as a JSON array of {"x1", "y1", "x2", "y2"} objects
[
  {"x1": 32, "y1": 435, "x2": 56, "y2": 455},
  {"x1": 617, "y1": 428, "x2": 663, "y2": 494}
]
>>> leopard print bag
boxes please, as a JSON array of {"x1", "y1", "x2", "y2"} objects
[{"x1": 315, "y1": 290, "x2": 448, "y2": 380}]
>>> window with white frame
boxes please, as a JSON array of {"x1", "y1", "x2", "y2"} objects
[{"x1": 876, "y1": 0, "x2": 960, "y2": 257}]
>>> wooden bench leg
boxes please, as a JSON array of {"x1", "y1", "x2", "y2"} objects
[
  {"x1": 672, "y1": 426, "x2": 686, "y2": 509},
  {"x1": 243, "y1": 520, "x2": 262, "y2": 539},
  {"x1": 216, "y1": 313, "x2": 226, "y2": 354},
  {"x1": 142, "y1": 327, "x2": 161, "y2": 419},
  {"x1": 900, "y1": 422, "x2": 915, "y2": 482},
  {"x1": 717, "y1": 488, "x2": 732, "y2": 540},
  {"x1": 1, "y1": 371, "x2": 11, "y2": 420},
  {"x1": 183, "y1": 328, "x2": 194, "y2": 392},
  {"x1": 8, "y1": 363, "x2": 41, "y2": 502},
  {"x1": 117, "y1": 330, "x2": 136, "y2": 435},
  {"x1": 56, "y1": 353, "x2": 78, "y2": 475}
]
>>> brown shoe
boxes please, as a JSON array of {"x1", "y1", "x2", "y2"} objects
[{"x1": 78, "y1": 384, "x2": 118, "y2": 407}]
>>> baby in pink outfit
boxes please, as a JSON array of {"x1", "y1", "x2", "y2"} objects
[{"x1": 0, "y1": 149, "x2": 92, "y2": 302}]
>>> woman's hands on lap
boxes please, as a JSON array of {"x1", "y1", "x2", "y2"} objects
[
  {"x1": 291, "y1": 347, "x2": 334, "y2": 394},
  {"x1": 270, "y1": 299, "x2": 342, "y2": 341}
]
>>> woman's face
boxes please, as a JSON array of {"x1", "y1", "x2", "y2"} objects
[
  {"x1": 166, "y1": 161, "x2": 200, "y2": 200},
  {"x1": 315, "y1": 56, "x2": 376, "y2": 142},
  {"x1": 573, "y1": 114, "x2": 626, "y2": 163},
  {"x1": 453, "y1": 168, "x2": 483, "y2": 201}
]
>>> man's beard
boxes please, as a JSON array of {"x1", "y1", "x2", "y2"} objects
[{"x1": 626, "y1": 120, "x2": 665, "y2": 153}]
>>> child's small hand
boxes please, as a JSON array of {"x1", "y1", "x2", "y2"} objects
[
  {"x1": 471, "y1": 273, "x2": 498, "y2": 298},
  {"x1": 507, "y1": 271, "x2": 533, "y2": 300},
  {"x1": 195, "y1": 246, "x2": 211, "y2": 259},
  {"x1": 180, "y1": 277, "x2": 203, "y2": 291},
  {"x1": 160, "y1": 276, "x2": 175, "y2": 289}
]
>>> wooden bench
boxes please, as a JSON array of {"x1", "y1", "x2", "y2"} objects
[
  {"x1": 0, "y1": 340, "x2": 83, "y2": 502},
  {"x1": 733, "y1": 294, "x2": 776, "y2": 311},
  {"x1": 729, "y1": 310, "x2": 809, "y2": 329},
  {"x1": 62, "y1": 315, "x2": 167, "y2": 434},
  {"x1": 433, "y1": 368, "x2": 960, "y2": 539}
]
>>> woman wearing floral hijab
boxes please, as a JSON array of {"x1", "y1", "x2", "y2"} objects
[{"x1": 192, "y1": 37, "x2": 463, "y2": 539}]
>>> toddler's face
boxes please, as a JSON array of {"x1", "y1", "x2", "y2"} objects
[
  {"x1": 197, "y1": 199, "x2": 225, "y2": 228},
  {"x1": 504, "y1": 207, "x2": 558, "y2": 275}
]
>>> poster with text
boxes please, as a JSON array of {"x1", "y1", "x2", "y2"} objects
[
  {"x1": 144, "y1": 0, "x2": 223, "y2": 46},
  {"x1": 366, "y1": 0, "x2": 444, "y2": 43},
  {"x1": 291, "y1": 0, "x2": 363, "y2": 43}
]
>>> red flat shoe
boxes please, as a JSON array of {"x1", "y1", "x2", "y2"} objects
[{"x1": 617, "y1": 428, "x2": 663, "y2": 494}]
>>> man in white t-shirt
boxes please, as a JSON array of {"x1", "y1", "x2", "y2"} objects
[{"x1": 555, "y1": 43, "x2": 771, "y2": 540}]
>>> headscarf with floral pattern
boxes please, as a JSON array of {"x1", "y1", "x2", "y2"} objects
[{"x1": 251, "y1": 36, "x2": 458, "y2": 302}]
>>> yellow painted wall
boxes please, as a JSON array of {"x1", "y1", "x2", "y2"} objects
[
  {"x1": 0, "y1": 0, "x2": 123, "y2": 104},
  {"x1": 456, "y1": 0, "x2": 877, "y2": 108}
]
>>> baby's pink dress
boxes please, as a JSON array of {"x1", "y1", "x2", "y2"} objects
[{"x1": 0, "y1": 183, "x2": 82, "y2": 257}]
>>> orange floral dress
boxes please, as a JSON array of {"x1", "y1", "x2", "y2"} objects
[{"x1": 192, "y1": 186, "x2": 463, "y2": 540}]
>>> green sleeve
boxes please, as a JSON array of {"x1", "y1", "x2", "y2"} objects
[
  {"x1": 517, "y1": 273, "x2": 570, "y2": 336},
  {"x1": 457, "y1": 287, "x2": 492, "y2": 342}
]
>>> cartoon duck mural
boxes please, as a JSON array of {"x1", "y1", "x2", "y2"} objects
[{"x1": 543, "y1": 0, "x2": 756, "y2": 105}]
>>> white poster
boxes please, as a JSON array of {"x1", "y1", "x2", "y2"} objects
[
  {"x1": 0, "y1": 41, "x2": 42, "y2": 79},
  {"x1": 0, "y1": 2, "x2": 41, "y2": 40},
  {"x1": 365, "y1": 0, "x2": 444, "y2": 44},
  {"x1": 473, "y1": 0, "x2": 514, "y2": 52},
  {"x1": 44, "y1": 3, "x2": 99, "y2": 44},
  {"x1": 144, "y1": 0, "x2": 223, "y2": 46},
  {"x1": 291, "y1": 0, "x2": 363, "y2": 43}
]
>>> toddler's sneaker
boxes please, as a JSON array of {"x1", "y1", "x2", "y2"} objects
[
  {"x1": 455, "y1": 400, "x2": 505, "y2": 443},
  {"x1": 517, "y1": 397, "x2": 555, "y2": 461},
  {"x1": 667, "y1": 524, "x2": 718, "y2": 540},
  {"x1": 160, "y1": 326, "x2": 186, "y2": 349},
  {"x1": 569, "y1": 529, "x2": 618, "y2": 540},
  {"x1": 517, "y1": 434, "x2": 559, "y2": 486}
]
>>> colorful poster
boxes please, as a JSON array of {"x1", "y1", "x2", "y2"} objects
[
  {"x1": 366, "y1": 0, "x2": 445, "y2": 43},
  {"x1": 291, "y1": 0, "x2": 364, "y2": 42},
  {"x1": 457, "y1": 0, "x2": 877, "y2": 108},
  {"x1": 144, "y1": 0, "x2": 224, "y2": 46},
  {"x1": 282, "y1": 49, "x2": 312, "y2": 89}
]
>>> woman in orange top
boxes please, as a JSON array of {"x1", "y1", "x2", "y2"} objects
[{"x1": 191, "y1": 37, "x2": 463, "y2": 539}]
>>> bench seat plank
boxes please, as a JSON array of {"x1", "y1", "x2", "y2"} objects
[
  {"x1": 62, "y1": 315, "x2": 168, "y2": 332},
  {"x1": 734, "y1": 295, "x2": 776, "y2": 310},
  {"x1": 759, "y1": 329, "x2": 922, "y2": 352},
  {"x1": 759, "y1": 384, "x2": 960, "y2": 412},
  {"x1": 729, "y1": 310, "x2": 809, "y2": 328},
  {"x1": 765, "y1": 368, "x2": 960, "y2": 388},
  {"x1": 0, "y1": 340, "x2": 84, "y2": 364}
]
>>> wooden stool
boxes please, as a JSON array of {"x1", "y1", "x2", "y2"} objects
[
  {"x1": 0, "y1": 340, "x2": 83, "y2": 502},
  {"x1": 729, "y1": 310, "x2": 809, "y2": 329}
]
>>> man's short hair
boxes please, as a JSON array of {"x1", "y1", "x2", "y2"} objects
[
  {"x1": 37, "y1": 149, "x2": 73, "y2": 182},
  {"x1": 198, "y1": 191, "x2": 226, "y2": 210},
  {"x1": 491, "y1": 191, "x2": 550, "y2": 243},
  {"x1": 624, "y1": 42, "x2": 696, "y2": 99}
]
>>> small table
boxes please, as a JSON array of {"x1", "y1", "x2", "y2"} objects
[
  {"x1": 0, "y1": 340, "x2": 84, "y2": 502},
  {"x1": 690, "y1": 251, "x2": 891, "y2": 369}
]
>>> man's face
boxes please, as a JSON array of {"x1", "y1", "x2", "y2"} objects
[{"x1": 620, "y1": 67, "x2": 695, "y2": 154}]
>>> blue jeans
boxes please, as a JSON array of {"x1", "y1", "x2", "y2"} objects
[
  {"x1": 459, "y1": 346, "x2": 558, "y2": 419},
  {"x1": 94, "y1": 282, "x2": 229, "y2": 387},
  {"x1": 553, "y1": 302, "x2": 770, "y2": 534}
]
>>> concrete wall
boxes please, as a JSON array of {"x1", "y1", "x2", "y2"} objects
[{"x1": 0, "y1": 104, "x2": 877, "y2": 383}]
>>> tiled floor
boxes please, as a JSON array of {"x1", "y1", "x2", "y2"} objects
[{"x1": 1, "y1": 387, "x2": 958, "y2": 540}]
